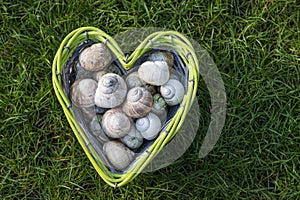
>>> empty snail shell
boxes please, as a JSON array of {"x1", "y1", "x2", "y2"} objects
[
  {"x1": 103, "y1": 141, "x2": 135, "y2": 171},
  {"x1": 138, "y1": 61, "x2": 169, "y2": 86},
  {"x1": 122, "y1": 87, "x2": 153, "y2": 118},
  {"x1": 92, "y1": 70, "x2": 107, "y2": 82},
  {"x1": 89, "y1": 116, "x2": 110, "y2": 142},
  {"x1": 94, "y1": 73, "x2": 127, "y2": 108},
  {"x1": 148, "y1": 51, "x2": 174, "y2": 68},
  {"x1": 120, "y1": 125, "x2": 143, "y2": 149},
  {"x1": 70, "y1": 78, "x2": 98, "y2": 107},
  {"x1": 102, "y1": 109, "x2": 131, "y2": 138},
  {"x1": 160, "y1": 79, "x2": 185, "y2": 106},
  {"x1": 125, "y1": 71, "x2": 144, "y2": 89},
  {"x1": 136, "y1": 112, "x2": 161, "y2": 140},
  {"x1": 79, "y1": 43, "x2": 112, "y2": 71}
]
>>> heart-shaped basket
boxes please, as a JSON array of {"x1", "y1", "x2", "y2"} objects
[{"x1": 52, "y1": 27, "x2": 199, "y2": 187}]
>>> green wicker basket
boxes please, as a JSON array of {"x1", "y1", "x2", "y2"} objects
[{"x1": 52, "y1": 27, "x2": 199, "y2": 187}]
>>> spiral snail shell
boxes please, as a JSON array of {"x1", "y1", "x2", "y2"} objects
[
  {"x1": 122, "y1": 87, "x2": 153, "y2": 118},
  {"x1": 101, "y1": 108, "x2": 131, "y2": 138},
  {"x1": 120, "y1": 125, "x2": 144, "y2": 149},
  {"x1": 160, "y1": 79, "x2": 185, "y2": 106},
  {"x1": 136, "y1": 112, "x2": 161, "y2": 140},
  {"x1": 94, "y1": 73, "x2": 127, "y2": 108},
  {"x1": 125, "y1": 72, "x2": 144, "y2": 89}
]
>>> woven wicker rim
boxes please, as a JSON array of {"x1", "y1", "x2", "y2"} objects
[{"x1": 52, "y1": 27, "x2": 199, "y2": 187}]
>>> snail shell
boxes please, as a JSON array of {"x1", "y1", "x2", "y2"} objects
[
  {"x1": 138, "y1": 61, "x2": 169, "y2": 86},
  {"x1": 92, "y1": 70, "x2": 107, "y2": 82},
  {"x1": 70, "y1": 78, "x2": 98, "y2": 107},
  {"x1": 79, "y1": 43, "x2": 112, "y2": 71},
  {"x1": 120, "y1": 125, "x2": 143, "y2": 149},
  {"x1": 122, "y1": 87, "x2": 153, "y2": 118},
  {"x1": 102, "y1": 109, "x2": 131, "y2": 138},
  {"x1": 125, "y1": 72, "x2": 144, "y2": 89},
  {"x1": 136, "y1": 112, "x2": 161, "y2": 140},
  {"x1": 151, "y1": 93, "x2": 168, "y2": 123},
  {"x1": 160, "y1": 79, "x2": 185, "y2": 106},
  {"x1": 89, "y1": 116, "x2": 110, "y2": 142},
  {"x1": 94, "y1": 73, "x2": 127, "y2": 108},
  {"x1": 103, "y1": 141, "x2": 135, "y2": 171},
  {"x1": 148, "y1": 51, "x2": 174, "y2": 68},
  {"x1": 92, "y1": 63, "x2": 122, "y2": 82}
]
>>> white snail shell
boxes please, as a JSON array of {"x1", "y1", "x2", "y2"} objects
[
  {"x1": 160, "y1": 79, "x2": 185, "y2": 106},
  {"x1": 136, "y1": 112, "x2": 161, "y2": 140},
  {"x1": 70, "y1": 78, "x2": 98, "y2": 107},
  {"x1": 94, "y1": 73, "x2": 127, "y2": 108},
  {"x1": 102, "y1": 109, "x2": 131, "y2": 138},
  {"x1": 125, "y1": 72, "x2": 144, "y2": 89},
  {"x1": 103, "y1": 141, "x2": 135, "y2": 171},
  {"x1": 138, "y1": 61, "x2": 169, "y2": 86},
  {"x1": 79, "y1": 43, "x2": 112, "y2": 71},
  {"x1": 120, "y1": 125, "x2": 143, "y2": 149},
  {"x1": 89, "y1": 116, "x2": 110, "y2": 142},
  {"x1": 148, "y1": 51, "x2": 174, "y2": 68},
  {"x1": 92, "y1": 70, "x2": 107, "y2": 82},
  {"x1": 122, "y1": 87, "x2": 153, "y2": 118}
]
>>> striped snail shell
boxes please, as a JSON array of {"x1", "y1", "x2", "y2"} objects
[{"x1": 122, "y1": 87, "x2": 153, "y2": 118}]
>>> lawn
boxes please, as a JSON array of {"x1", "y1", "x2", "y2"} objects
[{"x1": 1, "y1": 0, "x2": 299, "y2": 199}]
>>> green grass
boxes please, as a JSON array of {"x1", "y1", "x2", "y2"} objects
[{"x1": 1, "y1": 0, "x2": 299, "y2": 199}]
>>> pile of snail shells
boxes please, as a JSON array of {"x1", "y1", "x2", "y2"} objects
[{"x1": 70, "y1": 43, "x2": 185, "y2": 171}]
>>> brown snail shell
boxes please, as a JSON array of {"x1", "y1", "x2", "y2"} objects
[
  {"x1": 122, "y1": 87, "x2": 153, "y2": 118},
  {"x1": 79, "y1": 43, "x2": 112, "y2": 71}
]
